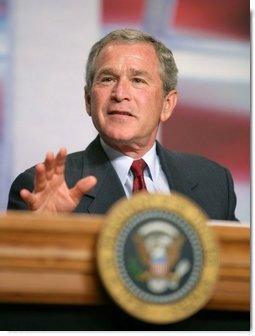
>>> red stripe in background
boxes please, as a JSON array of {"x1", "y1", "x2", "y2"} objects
[
  {"x1": 162, "y1": 105, "x2": 250, "y2": 182},
  {"x1": 102, "y1": 0, "x2": 249, "y2": 41},
  {"x1": 173, "y1": 0, "x2": 250, "y2": 40},
  {"x1": 102, "y1": 0, "x2": 145, "y2": 24}
]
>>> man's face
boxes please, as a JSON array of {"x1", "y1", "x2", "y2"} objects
[{"x1": 85, "y1": 42, "x2": 177, "y2": 154}]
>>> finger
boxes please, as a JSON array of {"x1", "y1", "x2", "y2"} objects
[
  {"x1": 69, "y1": 176, "x2": 97, "y2": 204},
  {"x1": 34, "y1": 163, "x2": 47, "y2": 192},
  {"x1": 55, "y1": 147, "x2": 67, "y2": 175},
  {"x1": 20, "y1": 188, "x2": 31, "y2": 202},
  {"x1": 44, "y1": 151, "x2": 55, "y2": 180},
  {"x1": 20, "y1": 189, "x2": 36, "y2": 209}
]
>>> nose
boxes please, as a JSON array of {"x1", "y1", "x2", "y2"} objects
[{"x1": 111, "y1": 78, "x2": 130, "y2": 102}]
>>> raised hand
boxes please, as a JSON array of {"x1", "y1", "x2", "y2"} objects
[{"x1": 20, "y1": 148, "x2": 97, "y2": 213}]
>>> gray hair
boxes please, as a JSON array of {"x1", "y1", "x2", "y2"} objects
[{"x1": 85, "y1": 28, "x2": 178, "y2": 96}]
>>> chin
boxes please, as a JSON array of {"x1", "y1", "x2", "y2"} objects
[
  {"x1": 103, "y1": 129, "x2": 134, "y2": 142},
  {"x1": 102, "y1": 133, "x2": 134, "y2": 147}
]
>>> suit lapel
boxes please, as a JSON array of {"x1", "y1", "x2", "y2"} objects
[
  {"x1": 79, "y1": 136, "x2": 126, "y2": 214},
  {"x1": 156, "y1": 142, "x2": 199, "y2": 199}
]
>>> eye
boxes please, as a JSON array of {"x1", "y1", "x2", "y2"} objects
[
  {"x1": 101, "y1": 76, "x2": 114, "y2": 83},
  {"x1": 133, "y1": 77, "x2": 146, "y2": 84}
]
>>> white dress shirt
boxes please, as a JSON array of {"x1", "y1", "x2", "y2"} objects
[{"x1": 100, "y1": 138, "x2": 170, "y2": 198}]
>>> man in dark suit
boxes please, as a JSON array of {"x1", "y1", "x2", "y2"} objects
[{"x1": 7, "y1": 28, "x2": 237, "y2": 220}]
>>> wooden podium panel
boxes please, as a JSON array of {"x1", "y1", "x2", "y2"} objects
[
  {"x1": 0, "y1": 212, "x2": 250, "y2": 312},
  {"x1": 207, "y1": 221, "x2": 250, "y2": 311},
  {"x1": 0, "y1": 212, "x2": 104, "y2": 304}
]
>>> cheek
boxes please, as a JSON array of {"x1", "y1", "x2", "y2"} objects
[
  {"x1": 91, "y1": 90, "x2": 109, "y2": 110},
  {"x1": 139, "y1": 93, "x2": 164, "y2": 116}
]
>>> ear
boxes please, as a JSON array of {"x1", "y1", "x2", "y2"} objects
[
  {"x1": 84, "y1": 86, "x2": 91, "y2": 116},
  {"x1": 160, "y1": 90, "x2": 177, "y2": 122}
]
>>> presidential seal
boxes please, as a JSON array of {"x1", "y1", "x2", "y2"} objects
[{"x1": 97, "y1": 192, "x2": 219, "y2": 324}]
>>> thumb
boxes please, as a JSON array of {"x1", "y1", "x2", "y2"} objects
[{"x1": 70, "y1": 176, "x2": 97, "y2": 204}]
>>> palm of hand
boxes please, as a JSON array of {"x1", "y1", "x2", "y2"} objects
[{"x1": 20, "y1": 148, "x2": 97, "y2": 214}]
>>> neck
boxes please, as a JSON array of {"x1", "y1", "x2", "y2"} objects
[{"x1": 101, "y1": 137, "x2": 155, "y2": 159}]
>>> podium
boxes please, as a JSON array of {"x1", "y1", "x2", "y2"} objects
[{"x1": 0, "y1": 211, "x2": 250, "y2": 330}]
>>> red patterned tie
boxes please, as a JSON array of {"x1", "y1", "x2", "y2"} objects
[{"x1": 130, "y1": 159, "x2": 147, "y2": 193}]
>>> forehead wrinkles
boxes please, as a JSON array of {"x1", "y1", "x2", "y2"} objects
[{"x1": 94, "y1": 43, "x2": 162, "y2": 77}]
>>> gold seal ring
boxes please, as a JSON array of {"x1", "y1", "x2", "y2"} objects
[{"x1": 97, "y1": 192, "x2": 219, "y2": 324}]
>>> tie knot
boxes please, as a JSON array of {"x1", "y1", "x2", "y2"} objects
[{"x1": 130, "y1": 159, "x2": 147, "y2": 177}]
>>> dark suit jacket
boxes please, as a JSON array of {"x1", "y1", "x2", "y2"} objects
[{"x1": 7, "y1": 136, "x2": 237, "y2": 220}]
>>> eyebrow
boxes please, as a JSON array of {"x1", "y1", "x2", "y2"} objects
[
  {"x1": 96, "y1": 68, "x2": 113, "y2": 76},
  {"x1": 95, "y1": 67, "x2": 153, "y2": 80},
  {"x1": 129, "y1": 68, "x2": 153, "y2": 80}
]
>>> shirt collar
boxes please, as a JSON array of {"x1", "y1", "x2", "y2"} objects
[
  {"x1": 100, "y1": 138, "x2": 158, "y2": 184},
  {"x1": 142, "y1": 143, "x2": 157, "y2": 181},
  {"x1": 100, "y1": 138, "x2": 133, "y2": 185}
]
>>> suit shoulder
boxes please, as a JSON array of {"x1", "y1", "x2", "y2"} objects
[
  {"x1": 65, "y1": 150, "x2": 85, "y2": 166},
  {"x1": 161, "y1": 147, "x2": 226, "y2": 171},
  {"x1": 159, "y1": 146, "x2": 233, "y2": 185}
]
